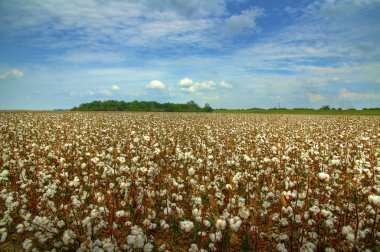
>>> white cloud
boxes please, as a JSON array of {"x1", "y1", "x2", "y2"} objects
[
  {"x1": 178, "y1": 77, "x2": 198, "y2": 92},
  {"x1": 219, "y1": 81, "x2": 232, "y2": 88},
  {"x1": 56, "y1": 52, "x2": 126, "y2": 64},
  {"x1": 320, "y1": 0, "x2": 380, "y2": 17},
  {"x1": 146, "y1": 80, "x2": 165, "y2": 89},
  {"x1": 111, "y1": 85, "x2": 121, "y2": 91},
  {"x1": 181, "y1": 85, "x2": 198, "y2": 93},
  {"x1": 71, "y1": 85, "x2": 122, "y2": 97},
  {"x1": 144, "y1": 0, "x2": 225, "y2": 18},
  {"x1": 338, "y1": 88, "x2": 380, "y2": 99},
  {"x1": 0, "y1": 69, "x2": 24, "y2": 80},
  {"x1": 200, "y1": 80, "x2": 216, "y2": 90},
  {"x1": 0, "y1": 0, "x2": 220, "y2": 50},
  {"x1": 178, "y1": 77, "x2": 194, "y2": 86},
  {"x1": 225, "y1": 8, "x2": 263, "y2": 34},
  {"x1": 307, "y1": 93, "x2": 325, "y2": 102},
  {"x1": 98, "y1": 89, "x2": 112, "y2": 96},
  {"x1": 198, "y1": 93, "x2": 221, "y2": 100}
]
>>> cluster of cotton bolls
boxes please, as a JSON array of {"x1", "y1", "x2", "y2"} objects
[{"x1": 0, "y1": 112, "x2": 379, "y2": 251}]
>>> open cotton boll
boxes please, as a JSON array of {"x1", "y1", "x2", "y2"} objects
[
  {"x1": 127, "y1": 225, "x2": 146, "y2": 249},
  {"x1": 318, "y1": 172, "x2": 330, "y2": 182},
  {"x1": 229, "y1": 216, "x2": 242, "y2": 232},
  {"x1": 62, "y1": 229, "x2": 76, "y2": 245},
  {"x1": 188, "y1": 244, "x2": 199, "y2": 252},
  {"x1": 0, "y1": 228, "x2": 7, "y2": 242},
  {"x1": 368, "y1": 195, "x2": 380, "y2": 207},
  {"x1": 16, "y1": 223, "x2": 24, "y2": 233},
  {"x1": 22, "y1": 238, "x2": 33, "y2": 251},
  {"x1": 192, "y1": 208, "x2": 202, "y2": 221},
  {"x1": 116, "y1": 210, "x2": 126, "y2": 218},
  {"x1": 180, "y1": 221, "x2": 194, "y2": 233},
  {"x1": 238, "y1": 207, "x2": 250, "y2": 219},
  {"x1": 143, "y1": 135, "x2": 150, "y2": 141},
  {"x1": 0, "y1": 170, "x2": 9, "y2": 178},
  {"x1": 215, "y1": 219, "x2": 227, "y2": 230},
  {"x1": 209, "y1": 231, "x2": 222, "y2": 243},
  {"x1": 276, "y1": 243, "x2": 288, "y2": 252},
  {"x1": 188, "y1": 167, "x2": 195, "y2": 176}
]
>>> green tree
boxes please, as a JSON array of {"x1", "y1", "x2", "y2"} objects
[
  {"x1": 320, "y1": 105, "x2": 331, "y2": 110},
  {"x1": 204, "y1": 103, "x2": 213, "y2": 112}
]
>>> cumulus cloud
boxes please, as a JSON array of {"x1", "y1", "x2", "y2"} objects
[
  {"x1": 338, "y1": 88, "x2": 380, "y2": 99},
  {"x1": 225, "y1": 8, "x2": 263, "y2": 34},
  {"x1": 178, "y1": 77, "x2": 194, "y2": 86},
  {"x1": 111, "y1": 85, "x2": 120, "y2": 91},
  {"x1": 219, "y1": 81, "x2": 232, "y2": 88},
  {"x1": 200, "y1": 80, "x2": 216, "y2": 90},
  {"x1": 178, "y1": 77, "x2": 198, "y2": 92},
  {"x1": 146, "y1": 80, "x2": 165, "y2": 89},
  {"x1": 0, "y1": 69, "x2": 24, "y2": 80},
  {"x1": 181, "y1": 85, "x2": 198, "y2": 93},
  {"x1": 307, "y1": 92, "x2": 325, "y2": 102},
  {"x1": 178, "y1": 78, "x2": 233, "y2": 93}
]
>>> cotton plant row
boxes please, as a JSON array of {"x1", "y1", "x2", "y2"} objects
[{"x1": 0, "y1": 112, "x2": 379, "y2": 251}]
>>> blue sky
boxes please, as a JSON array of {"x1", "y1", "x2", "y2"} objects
[{"x1": 0, "y1": 0, "x2": 379, "y2": 110}]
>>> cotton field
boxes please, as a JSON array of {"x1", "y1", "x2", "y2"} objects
[{"x1": 0, "y1": 112, "x2": 379, "y2": 252}]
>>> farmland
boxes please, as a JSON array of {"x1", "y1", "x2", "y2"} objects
[{"x1": 0, "y1": 112, "x2": 379, "y2": 251}]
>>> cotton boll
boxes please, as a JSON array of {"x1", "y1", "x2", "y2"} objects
[
  {"x1": 325, "y1": 219, "x2": 334, "y2": 229},
  {"x1": 188, "y1": 244, "x2": 199, "y2": 252},
  {"x1": 144, "y1": 243, "x2": 154, "y2": 252},
  {"x1": 91, "y1": 209, "x2": 99, "y2": 218},
  {"x1": 346, "y1": 233, "x2": 355, "y2": 243},
  {"x1": 116, "y1": 210, "x2": 126, "y2": 218},
  {"x1": 203, "y1": 220, "x2": 211, "y2": 228},
  {"x1": 16, "y1": 223, "x2": 24, "y2": 233},
  {"x1": 229, "y1": 216, "x2": 242, "y2": 232},
  {"x1": 62, "y1": 229, "x2": 76, "y2": 245},
  {"x1": 22, "y1": 238, "x2": 33, "y2": 251},
  {"x1": 0, "y1": 170, "x2": 9, "y2": 178},
  {"x1": 192, "y1": 208, "x2": 202, "y2": 221},
  {"x1": 318, "y1": 172, "x2": 330, "y2": 182},
  {"x1": 0, "y1": 229, "x2": 7, "y2": 242},
  {"x1": 143, "y1": 135, "x2": 150, "y2": 141},
  {"x1": 135, "y1": 234, "x2": 145, "y2": 249},
  {"x1": 238, "y1": 207, "x2": 250, "y2": 219},
  {"x1": 215, "y1": 219, "x2": 226, "y2": 230},
  {"x1": 276, "y1": 243, "x2": 288, "y2": 252},
  {"x1": 57, "y1": 220, "x2": 65, "y2": 228},
  {"x1": 188, "y1": 167, "x2": 195, "y2": 176},
  {"x1": 209, "y1": 242, "x2": 217, "y2": 251},
  {"x1": 209, "y1": 231, "x2": 222, "y2": 243},
  {"x1": 342, "y1": 226, "x2": 353, "y2": 236},
  {"x1": 300, "y1": 241, "x2": 316, "y2": 252},
  {"x1": 368, "y1": 195, "x2": 380, "y2": 207},
  {"x1": 180, "y1": 221, "x2": 194, "y2": 233},
  {"x1": 160, "y1": 220, "x2": 169, "y2": 229},
  {"x1": 127, "y1": 225, "x2": 146, "y2": 249},
  {"x1": 325, "y1": 248, "x2": 335, "y2": 252}
]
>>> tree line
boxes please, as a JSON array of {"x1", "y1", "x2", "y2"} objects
[{"x1": 71, "y1": 100, "x2": 213, "y2": 112}]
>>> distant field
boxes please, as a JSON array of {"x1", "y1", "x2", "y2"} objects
[{"x1": 214, "y1": 109, "x2": 380, "y2": 115}]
